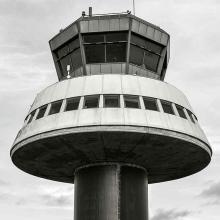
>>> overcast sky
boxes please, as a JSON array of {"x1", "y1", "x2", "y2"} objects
[{"x1": 0, "y1": 0, "x2": 220, "y2": 219}]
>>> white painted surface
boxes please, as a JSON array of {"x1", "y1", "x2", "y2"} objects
[{"x1": 15, "y1": 74, "x2": 209, "y2": 147}]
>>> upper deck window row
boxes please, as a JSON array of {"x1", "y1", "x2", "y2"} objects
[{"x1": 25, "y1": 95, "x2": 197, "y2": 125}]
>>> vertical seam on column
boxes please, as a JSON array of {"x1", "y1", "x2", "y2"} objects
[{"x1": 116, "y1": 164, "x2": 121, "y2": 220}]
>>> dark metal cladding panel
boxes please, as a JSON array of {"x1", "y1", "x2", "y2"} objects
[
  {"x1": 74, "y1": 165, "x2": 118, "y2": 220},
  {"x1": 121, "y1": 166, "x2": 148, "y2": 220}
]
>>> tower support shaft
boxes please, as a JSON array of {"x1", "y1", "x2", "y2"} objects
[{"x1": 74, "y1": 164, "x2": 148, "y2": 220}]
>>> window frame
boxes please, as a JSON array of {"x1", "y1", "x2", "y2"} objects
[
  {"x1": 64, "y1": 97, "x2": 80, "y2": 112},
  {"x1": 129, "y1": 33, "x2": 163, "y2": 72},
  {"x1": 161, "y1": 100, "x2": 175, "y2": 115},
  {"x1": 83, "y1": 95, "x2": 100, "y2": 109},
  {"x1": 124, "y1": 95, "x2": 140, "y2": 109},
  {"x1": 48, "y1": 100, "x2": 63, "y2": 115},
  {"x1": 103, "y1": 94, "x2": 120, "y2": 108},
  {"x1": 143, "y1": 96, "x2": 159, "y2": 111},
  {"x1": 176, "y1": 104, "x2": 187, "y2": 119},
  {"x1": 83, "y1": 31, "x2": 128, "y2": 64},
  {"x1": 36, "y1": 105, "x2": 47, "y2": 120},
  {"x1": 55, "y1": 36, "x2": 82, "y2": 77}
]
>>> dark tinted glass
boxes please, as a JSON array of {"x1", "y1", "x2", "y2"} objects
[
  {"x1": 70, "y1": 48, "x2": 82, "y2": 70},
  {"x1": 57, "y1": 45, "x2": 68, "y2": 59},
  {"x1": 85, "y1": 44, "x2": 105, "y2": 63},
  {"x1": 143, "y1": 51, "x2": 159, "y2": 72},
  {"x1": 60, "y1": 55, "x2": 71, "y2": 76},
  {"x1": 65, "y1": 97, "x2": 80, "y2": 111},
  {"x1": 145, "y1": 41, "x2": 163, "y2": 54},
  {"x1": 106, "y1": 32, "x2": 127, "y2": 42},
  {"x1": 27, "y1": 110, "x2": 36, "y2": 123},
  {"x1": 131, "y1": 34, "x2": 146, "y2": 48},
  {"x1": 104, "y1": 95, "x2": 120, "y2": 108},
  {"x1": 161, "y1": 101, "x2": 174, "y2": 115},
  {"x1": 187, "y1": 110, "x2": 195, "y2": 123},
  {"x1": 106, "y1": 43, "x2": 126, "y2": 62},
  {"x1": 176, "y1": 105, "x2": 186, "y2": 119},
  {"x1": 84, "y1": 95, "x2": 100, "y2": 109},
  {"x1": 124, "y1": 95, "x2": 140, "y2": 108},
  {"x1": 36, "y1": 105, "x2": 47, "y2": 119},
  {"x1": 69, "y1": 38, "x2": 80, "y2": 52},
  {"x1": 49, "y1": 101, "x2": 62, "y2": 115},
  {"x1": 143, "y1": 97, "x2": 158, "y2": 111},
  {"x1": 193, "y1": 114, "x2": 198, "y2": 121},
  {"x1": 130, "y1": 45, "x2": 144, "y2": 66},
  {"x1": 83, "y1": 34, "x2": 104, "y2": 43}
]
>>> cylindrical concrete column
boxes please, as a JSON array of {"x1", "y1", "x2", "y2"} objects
[{"x1": 74, "y1": 164, "x2": 148, "y2": 220}]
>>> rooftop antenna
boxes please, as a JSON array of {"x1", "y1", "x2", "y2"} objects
[{"x1": 133, "y1": 0, "x2": 135, "y2": 15}]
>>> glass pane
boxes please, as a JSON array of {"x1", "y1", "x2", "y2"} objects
[
  {"x1": 104, "y1": 95, "x2": 120, "y2": 108},
  {"x1": 130, "y1": 45, "x2": 144, "y2": 66},
  {"x1": 36, "y1": 105, "x2": 47, "y2": 119},
  {"x1": 131, "y1": 34, "x2": 146, "y2": 48},
  {"x1": 49, "y1": 101, "x2": 62, "y2": 115},
  {"x1": 65, "y1": 97, "x2": 80, "y2": 111},
  {"x1": 27, "y1": 110, "x2": 36, "y2": 123},
  {"x1": 85, "y1": 44, "x2": 105, "y2": 63},
  {"x1": 161, "y1": 101, "x2": 174, "y2": 115},
  {"x1": 145, "y1": 40, "x2": 163, "y2": 54},
  {"x1": 187, "y1": 110, "x2": 195, "y2": 123},
  {"x1": 143, "y1": 51, "x2": 160, "y2": 72},
  {"x1": 69, "y1": 38, "x2": 80, "y2": 52},
  {"x1": 83, "y1": 34, "x2": 104, "y2": 43},
  {"x1": 143, "y1": 97, "x2": 158, "y2": 111},
  {"x1": 60, "y1": 55, "x2": 71, "y2": 77},
  {"x1": 124, "y1": 95, "x2": 140, "y2": 108},
  {"x1": 70, "y1": 48, "x2": 82, "y2": 70},
  {"x1": 106, "y1": 43, "x2": 126, "y2": 62},
  {"x1": 106, "y1": 32, "x2": 127, "y2": 42},
  {"x1": 176, "y1": 105, "x2": 186, "y2": 119},
  {"x1": 84, "y1": 95, "x2": 100, "y2": 109},
  {"x1": 56, "y1": 45, "x2": 68, "y2": 59}
]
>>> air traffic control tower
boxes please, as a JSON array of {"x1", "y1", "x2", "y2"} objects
[{"x1": 11, "y1": 9, "x2": 212, "y2": 220}]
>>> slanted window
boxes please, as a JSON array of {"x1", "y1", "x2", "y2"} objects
[
  {"x1": 187, "y1": 110, "x2": 196, "y2": 123},
  {"x1": 49, "y1": 100, "x2": 63, "y2": 115},
  {"x1": 85, "y1": 44, "x2": 105, "y2": 63},
  {"x1": 106, "y1": 43, "x2": 126, "y2": 62},
  {"x1": 124, "y1": 95, "x2": 140, "y2": 108},
  {"x1": 176, "y1": 105, "x2": 186, "y2": 119},
  {"x1": 193, "y1": 114, "x2": 198, "y2": 121},
  {"x1": 143, "y1": 97, "x2": 158, "y2": 111},
  {"x1": 84, "y1": 95, "x2": 100, "y2": 109},
  {"x1": 104, "y1": 95, "x2": 120, "y2": 108},
  {"x1": 27, "y1": 110, "x2": 36, "y2": 124},
  {"x1": 36, "y1": 105, "x2": 47, "y2": 120},
  {"x1": 83, "y1": 32, "x2": 127, "y2": 64},
  {"x1": 55, "y1": 37, "x2": 82, "y2": 77},
  {"x1": 65, "y1": 97, "x2": 80, "y2": 111},
  {"x1": 130, "y1": 33, "x2": 163, "y2": 72},
  {"x1": 161, "y1": 101, "x2": 174, "y2": 115}
]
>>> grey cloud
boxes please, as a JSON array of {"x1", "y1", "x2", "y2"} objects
[
  {"x1": 200, "y1": 182, "x2": 220, "y2": 199},
  {"x1": 151, "y1": 209, "x2": 191, "y2": 220},
  {"x1": 41, "y1": 193, "x2": 73, "y2": 207}
]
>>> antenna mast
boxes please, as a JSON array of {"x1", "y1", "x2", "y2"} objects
[{"x1": 133, "y1": 0, "x2": 135, "y2": 15}]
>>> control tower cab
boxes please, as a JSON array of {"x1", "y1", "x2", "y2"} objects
[{"x1": 11, "y1": 10, "x2": 212, "y2": 220}]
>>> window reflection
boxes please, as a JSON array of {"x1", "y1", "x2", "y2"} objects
[
  {"x1": 130, "y1": 33, "x2": 163, "y2": 72},
  {"x1": 83, "y1": 32, "x2": 127, "y2": 64},
  {"x1": 55, "y1": 37, "x2": 82, "y2": 78}
]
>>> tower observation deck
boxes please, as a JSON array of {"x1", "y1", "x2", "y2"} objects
[{"x1": 11, "y1": 10, "x2": 212, "y2": 220}]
